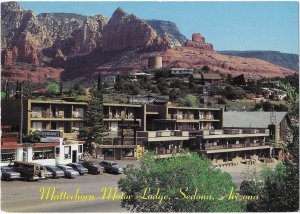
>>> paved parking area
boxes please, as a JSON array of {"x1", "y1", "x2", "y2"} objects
[
  {"x1": 1, "y1": 159, "x2": 277, "y2": 212},
  {"x1": 1, "y1": 160, "x2": 139, "y2": 212},
  {"x1": 217, "y1": 161, "x2": 278, "y2": 189}
]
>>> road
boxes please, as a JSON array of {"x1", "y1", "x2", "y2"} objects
[{"x1": 1, "y1": 159, "x2": 277, "y2": 212}]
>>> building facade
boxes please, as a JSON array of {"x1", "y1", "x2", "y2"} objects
[{"x1": 2, "y1": 98, "x2": 289, "y2": 163}]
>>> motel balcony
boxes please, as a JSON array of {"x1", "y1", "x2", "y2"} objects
[
  {"x1": 168, "y1": 114, "x2": 195, "y2": 120},
  {"x1": 72, "y1": 111, "x2": 84, "y2": 118},
  {"x1": 201, "y1": 128, "x2": 270, "y2": 136},
  {"x1": 203, "y1": 142, "x2": 267, "y2": 151},
  {"x1": 137, "y1": 130, "x2": 189, "y2": 142},
  {"x1": 30, "y1": 111, "x2": 84, "y2": 120},
  {"x1": 106, "y1": 113, "x2": 136, "y2": 120}
]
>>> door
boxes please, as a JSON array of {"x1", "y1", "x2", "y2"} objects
[
  {"x1": 72, "y1": 150, "x2": 77, "y2": 163},
  {"x1": 51, "y1": 122, "x2": 57, "y2": 130}
]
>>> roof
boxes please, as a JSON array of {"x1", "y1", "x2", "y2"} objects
[
  {"x1": 192, "y1": 74, "x2": 202, "y2": 79},
  {"x1": 223, "y1": 112, "x2": 287, "y2": 128},
  {"x1": 171, "y1": 68, "x2": 194, "y2": 71},
  {"x1": 202, "y1": 73, "x2": 222, "y2": 80}
]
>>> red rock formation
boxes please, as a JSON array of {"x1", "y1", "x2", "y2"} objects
[
  {"x1": 149, "y1": 35, "x2": 173, "y2": 51},
  {"x1": 1, "y1": 47, "x2": 18, "y2": 65},
  {"x1": 185, "y1": 33, "x2": 213, "y2": 51},
  {"x1": 50, "y1": 49, "x2": 66, "y2": 68},
  {"x1": 72, "y1": 15, "x2": 108, "y2": 55},
  {"x1": 2, "y1": 65, "x2": 62, "y2": 83},
  {"x1": 102, "y1": 8, "x2": 158, "y2": 52}
]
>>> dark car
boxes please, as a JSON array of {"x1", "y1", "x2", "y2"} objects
[
  {"x1": 100, "y1": 161, "x2": 124, "y2": 174},
  {"x1": 67, "y1": 163, "x2": 88, "y2": 175},
  {"x1": 81, "y1": 161, "x2": 104, "y2": 174},
  {"x1": 45, "y1": 166, "x2": 65, "y2": 178},
  {"x1": 1, "y1": 166, "x2": 21, "y2": 181}
]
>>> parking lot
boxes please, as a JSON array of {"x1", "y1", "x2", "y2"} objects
[
  {"x1": 1, "y1": 159, "x2": 277, "y2": 212},
  {"x1": 1, "y1": 160, "x2": 139, "y2": 212}
]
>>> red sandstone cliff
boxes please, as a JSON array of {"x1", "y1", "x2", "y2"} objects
[
  {"x1": 185, "y1": 33, "x2": 213, "y2": 51},
  {"x1": 102, "y1": 8, "x2": 159, "y2": 52}
]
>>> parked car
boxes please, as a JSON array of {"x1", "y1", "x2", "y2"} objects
[
  {"x1": 10, "y1": 161, "x2": 47, "y2": 181},
  {"x1": 57, "y1": 165, "x2": 80, "y2": 178},
  {"x1": 1, "y1": 166, "x2": 21, "y2": 181},
  {"x1": 81, "y1": 161, "x2": 104, "y2": 174},
  {"x1": 45, "y1": 166, "x2": 65, "y2": 178},
  {"x1": 100, "y1": 161, "x2": 124, "y2": 174},
  {"x1": 67, "y1": 163, "x2": 88, "y2": 175}
]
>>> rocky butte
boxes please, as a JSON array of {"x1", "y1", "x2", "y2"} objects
[{"x1": 1, "y1": 2, "x2": 296, "y2": 83}]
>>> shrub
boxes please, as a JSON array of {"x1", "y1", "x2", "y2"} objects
[
  {"x1": 223, "y1": 85, "x2": 245, "y2": 100},
  {"x1": 180, "y1": 94, "x2": 199, "y2": 107}
]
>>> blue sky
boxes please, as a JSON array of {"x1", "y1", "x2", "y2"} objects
[{"x1": 19, "y1": 1, "x2": 299, "y2": 54}]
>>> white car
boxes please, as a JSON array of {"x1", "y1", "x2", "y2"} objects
[{"x1": 57, "y1": 165, "x2": 79, "y2": 178}]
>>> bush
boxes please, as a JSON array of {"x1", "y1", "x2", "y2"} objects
[
  {"x1": 46, "y1": 83, "x2": 60, "y2": 95},
  {"x1": 255, "y1": 102, "x2": 288, "y2": 112},
  {"x1": 218, "y1": 97, "x2": 227, "y2": 104},
  {"x1": 169, "y1": 88, "x2": 181, "y2": 101},
  {"x1": 180, "y1": 94, "x2": 199, "y2": 107},
  {"x1": 119, "y1": 153, "x2": 245, "y2": 212},
  {"x1": 1, "y1": 91, "x2": 6, "y2": 100},
  {"x1": 150, "y1": 85, "x2": 160, "y2": 94},
  {"x1": 223, "y1": 85, "x2": 245, "y2": 100}
]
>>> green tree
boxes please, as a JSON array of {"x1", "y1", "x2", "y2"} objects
[
  {"x1": 279, "y1": 81, "x2": 299, "y2": 117},
  {"x1": 118, "y1": 153, "x2": 245, "y2": 212},
  {"x1": 243, "y1": 129, "x2": 299, "y2": 212},
  {"x1": 223, "y1": 85, "x2": 245, "y2": 100},
  {"x1": 243, "y1": 162, "x2": 299, "y2": 212},
  {"x1": 22, "y1": 130, "x2": 42, "y2": 144},
  {"x1": 79, "y1": 74, "x2": 106, "y2": 153},
  {"x1": 150, "y1": 85, "x2": 160, "y2": 94},
  {"x1": 46, "y1": 83, "x2": 60, "y2": 95},
  {"x1": 169, "y1": 88, "x2": 181, "y2": 101},
  {"x1": 1, "y1": 91, "x2": 6, "y2": 100},
  {"x1": 180, "y1": 94, "x2": 199, "y2": 107},
  {"x1": 114, "y1": 75, "x2": 126, "y2": 92},
  {"x1": 202, "y1": 65, "x2": 210, "y2": 72}
]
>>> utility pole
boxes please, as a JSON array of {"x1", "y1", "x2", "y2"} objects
[{"x1": 19, "y1": 83, "x2": 24, "y2": 145}]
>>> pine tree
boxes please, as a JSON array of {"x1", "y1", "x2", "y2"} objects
[{"x1": 79, "y1": 73, "x2": 106, "y2": 153}]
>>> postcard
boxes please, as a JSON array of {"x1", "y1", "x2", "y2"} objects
[{"x1": 1, "y1": 0, "x2": 299, "y2": 212}]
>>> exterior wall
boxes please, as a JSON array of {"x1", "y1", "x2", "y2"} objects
[{"x1": 148, "y1": 56, "x2": 162, "y2": 69}]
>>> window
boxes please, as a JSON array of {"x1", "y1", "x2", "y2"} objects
[
  {"x1": 32, "y1": 107, "x2": 42, "y2": 118},
  {"x1": 103, "y1": 149, "x2": 114, "y2": 158},
  {"x1": 32, "y1": 122, "x2": 43, "y2": 130},
  {"x1": 110, "y1": 122, "x2": 118, "y2": 131},
  {"x1": 74, "y1": 108, "x2": 84, "y2": 118},
  {"x1": 32, "y1": 147, "x2": 54, "y2": 160},
  {"x1": 64, "y1": 146, "x2": 71, "y2": 159},
  {"x1": 1, "y1": 149, "x2": 15, "y2": 163},
  {"x1": 122, "y1": 149, "x2": 134, "y2": 157},
  {"x1": 78, "y1": 145, "x2": 83, "y2": 153}
]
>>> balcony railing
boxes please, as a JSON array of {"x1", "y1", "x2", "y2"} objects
[
  {"x1": 31, "y1": 111, "x2": 84, "y2": 119},
  {"x1": 137, "y1": 130, "x2": 189, "y2": 138},
  {"x1": 156, "y1": 148, "x2": 180, "y2": 155},
  {"x1": 72, "y1": 112, "x2": 84, "y2": 118},
  {"x1": 31, "y1": 112, "x2": 64, "y2": 118},
  {"x1": 106, "y1": 113, "x2": 135, "y2": 119},
  {"x1": 203, "y1": 142, "x2": 266, "y2": 150},
  {"x1": 222, "y1": 129, "x2": 269, "y2": 135}
]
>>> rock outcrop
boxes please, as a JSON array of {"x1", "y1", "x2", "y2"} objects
[
  {"x1": 185, "y1": 33, "x2": 213, "y2": 51},
  {"x1": 145, "y1": 20, "x2": 187, "y2": 46},
  {"x1": 102, "y1": 8, "x2": 158, "y2": 52},
  {"x1": 1, "y1": 2, "x2": 295, "y2": 83},
  {"x1": 50, "y1": 49, "x2": 66, "y2": 68},
  {"x1": 71, "y1": 15, "x2": 108, "y2": 55}
]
